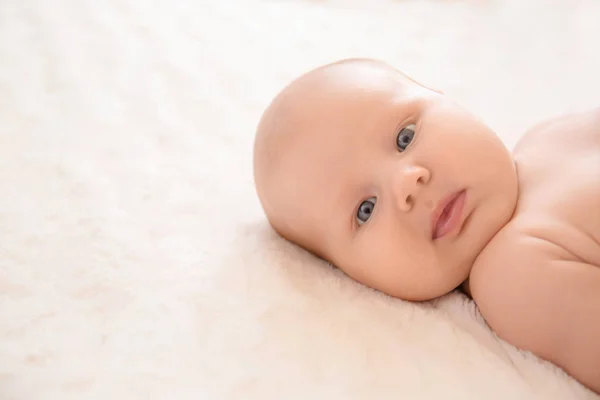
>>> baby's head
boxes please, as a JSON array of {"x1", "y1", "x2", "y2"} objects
[{"x1": 254, "y1": 59, "x2": 518, "y2": 301}]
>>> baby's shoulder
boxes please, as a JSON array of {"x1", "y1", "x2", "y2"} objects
[
  {"x1": 469, "y1": 223, "x2": 600, "y2": 392},
  {"x1": 510, "y1": 108, "x2": 600, "y2": 265},
  {"x1": 514, "y1": 106, "x2": 600, "y2": 156},
  {"x1": 469, "y1": 218, "x2": 597, "y2": 307},
  {"x1": 468, "y1": 223, "x2": 555, "y2": 305}
]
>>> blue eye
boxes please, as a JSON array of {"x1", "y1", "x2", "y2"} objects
[
  {"x1": 357, "y1": 197, "x2": 376, "y2": 225},
  {"x1": 396, "y1": 123, "x2": 416, "y2": 151}
]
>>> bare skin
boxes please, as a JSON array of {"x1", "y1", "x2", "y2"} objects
[
  {"x1": 253, "y1": 59, "x2": 600, "y2": 393},
  {"x1": 470, "y1": 109, "x2": 600, "y2": 392}
]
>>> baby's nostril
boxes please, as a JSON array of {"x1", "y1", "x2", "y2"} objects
[{"x1": 406, "y1": 194, "x2": 414, "y2": 205}]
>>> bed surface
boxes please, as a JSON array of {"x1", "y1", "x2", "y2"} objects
[{"x1": 1, "y1": 0, "x2": 599, "y2": 398}]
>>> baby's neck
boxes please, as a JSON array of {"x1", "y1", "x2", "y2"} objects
[{"x1": 460, "y1": 279, "x2": 472, "y2": 298}]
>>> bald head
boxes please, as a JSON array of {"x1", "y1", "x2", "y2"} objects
[
  {"x1": 253, "y1": 58, "x2": 428, "y2": 255},
  {"x1": 252, "y1": 58, "x2": 518, "y2": 302}
]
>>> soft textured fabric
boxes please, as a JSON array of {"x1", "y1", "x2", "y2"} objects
[{"x1": 1, "y1": 0, "x2": 599, "y2": 399}]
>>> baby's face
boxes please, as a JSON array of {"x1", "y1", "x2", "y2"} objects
[{"x1": 255, "y1": 60, "x2": 518, "y2": 301}]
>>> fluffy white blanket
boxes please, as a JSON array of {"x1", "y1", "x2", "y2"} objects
[{"x1": 1, "y1": 0, "x2": 599, "y2": 399}]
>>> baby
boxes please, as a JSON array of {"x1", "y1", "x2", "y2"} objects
[{"x1": 253, "y1": 58, "x2": 600, "y2": 393}]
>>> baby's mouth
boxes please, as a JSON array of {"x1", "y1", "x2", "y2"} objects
[{"x1": 431, "y1": 190, "x2": 467, "y2": 240}]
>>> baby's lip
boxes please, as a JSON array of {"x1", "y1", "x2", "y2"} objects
[{"x1": 431, "y1": 190, "x2": 467, "y2": 240}]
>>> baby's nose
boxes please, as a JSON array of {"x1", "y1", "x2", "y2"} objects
[{"x1": 392, "y1": 164, "x2": 431, "y2": 212}]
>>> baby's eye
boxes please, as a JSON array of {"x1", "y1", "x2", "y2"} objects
[
  {"x1": 357, "y1": 197, "x2": 376, "y2": 225},
  {"x1": 396, "y1": 123, "x2": 416, "y2": 151}
]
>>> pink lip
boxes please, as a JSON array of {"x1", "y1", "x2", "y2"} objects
[{"x1": 431, "y1": 190, "x2": 467, "y2": 240}]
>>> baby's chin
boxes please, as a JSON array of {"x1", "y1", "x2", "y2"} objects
[{"x1": 404, "y1": 276, "x2": 469, "y2": 301}]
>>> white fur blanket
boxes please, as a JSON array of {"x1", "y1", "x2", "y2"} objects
[{"x1": 1, "y1": 0, "x2": 599, "y2": 399}]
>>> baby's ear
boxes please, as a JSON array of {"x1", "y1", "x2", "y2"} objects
[
  {"x1": 421, "y1": 82, "x2": 444, "y2": 95},
  {"x1": 416, "y1": 77, "x2": 444, "y2": 95}
]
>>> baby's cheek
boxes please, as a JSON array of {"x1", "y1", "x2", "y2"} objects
[
  {"x1": 341, "y1": 235, "x2": 388, "y2": 283},
  {"x1": 360, "y1": 234, "x2": 405, "y2": 274}
]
